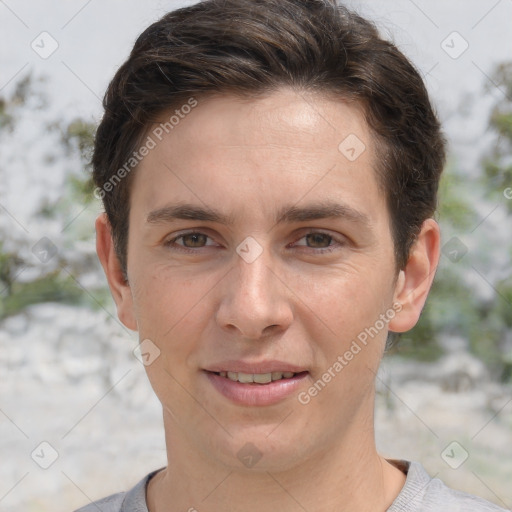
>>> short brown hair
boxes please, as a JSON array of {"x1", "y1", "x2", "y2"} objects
[{"x1": 92, "y1": 0, "x2": 446, "y2": 275}]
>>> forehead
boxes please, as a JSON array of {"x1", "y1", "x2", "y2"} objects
[
  {"x1": 132, "y1": 88, "x2": 387, "y2": 227},
  {"x1": 162, "y1": 89, "x2": 371, "y2": 154}
]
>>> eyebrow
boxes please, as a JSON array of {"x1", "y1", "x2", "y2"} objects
[{"x1": 146, "y1": 201, "x2": 371, "y2": 227}]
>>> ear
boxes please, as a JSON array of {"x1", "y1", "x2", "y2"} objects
[
  {"x1": 388, "y1": 218, "x2": 440, "y2": 333},
  {"x1": 95, "y1": 213, "x2": 138, "y2": 331}
]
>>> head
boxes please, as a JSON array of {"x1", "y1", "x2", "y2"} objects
[
  {"x1": 93, "y1": 0, "x2": 446, "y2": 277},
  {"x1": 94, "y1": 0, "x2": 445, "y2": 474}
]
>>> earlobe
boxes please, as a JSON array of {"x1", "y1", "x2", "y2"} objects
[
  {"x1": 388, "y1": 219, "x2": 440, "y2": 333},
  {"x1": 95, "y1": 213, "x2": 138, "y2": 331}
]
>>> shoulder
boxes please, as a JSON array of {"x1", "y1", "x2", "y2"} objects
[
  {"x1": 422, "y1": 477, "x2": 509, "y2": 511},
  {"x1": 73, "y1": 491, "x2": 126, "y2": 512},
  {"x1": 73, "y1": 467, "x2": 164, "y2": 512},
  {"x1": 388, "y1": 460, "x2": 509, "y2": 512}
]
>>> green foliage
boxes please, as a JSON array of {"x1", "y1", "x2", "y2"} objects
[
  {"x1": 395, "y1": 61, "x2": 512, "y2": 380},
  {"x1": 10, "y1": 73, "x2": 33, "y2": 106},
  {"x1": 495, "y1": 279, "x2": 512, "y2": 328},
  {"x1": 483, "y1": 62, "x2": 512, "y2": 212},
  {"x1": 474, "y1": 61, "x2": 512, "y2": 381},
  {"x1": 0, "y1": 272, "x2": 84, "y2": 318},
  {"x1": 68, "y1": 173, "x2": 95, "y2": 205},
  {"x1": 0, "y1": 97, "x2": 11, "y2": 130},
  {"x1": 62, "y1": 118, "x2": 95, "y2": 162},
  {"x1": 0, "y1": 74, "x2": 104, "y2": 319},
  {"x1": 0, "y1": 73, "x2": 47, "y2": 131},
  {"x1": 0, "y1": 242, "x2": 23, "y2": 296},
  {"x1": 0, "y1": 271, "x2": 112, "y2": 319},
  {"x1": 389, "y1": 314, "x2": 443, "y2": 362},
  {"x1": 437, "y1": 163, "x2": 478, "y2": 231},
  {"x1": 391, "y1": 265, "x2": 476, "y2": 362},
  {"x1": 394, "y1": 105, "x2": 512, "y2": 380},
  {"x1": 61, "y1": 117, "x2": 97, "y2": 204},
  {"x1": 392, "y1": 160, "x2": 479, "y2": 363},
  {"x1": 487, "y1": 62, "x2": 512, "y2": 103},
  {"x1": 491, "y1": 111, "x2": 512, "y2": 141}
]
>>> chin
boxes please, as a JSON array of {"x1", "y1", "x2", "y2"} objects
[{"x1": 205, "y1": 426, "x2": 310, "y2": 473}]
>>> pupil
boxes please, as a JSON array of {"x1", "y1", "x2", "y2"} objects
[
  {"x1": 184, "y1": 233, "x2": 206, "y2": 247},
  {"x1": 307, "y1": 233, "x2": 331, "y2": 248}
]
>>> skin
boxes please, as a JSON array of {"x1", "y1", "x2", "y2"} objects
[{"x1": 96, "y1": 87, "x2": 440, "y2": 512}]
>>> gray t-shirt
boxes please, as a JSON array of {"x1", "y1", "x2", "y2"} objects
[{"x1": 74, "y1": 460, "x2": 510, "y2": 511}]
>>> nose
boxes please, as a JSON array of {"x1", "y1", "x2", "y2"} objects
[{"x1": 215, "y1": 245, "x2": 294, "y2": 340}]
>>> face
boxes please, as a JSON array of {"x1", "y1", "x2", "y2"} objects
[{"x1": 98, "y1": 87, "x2": 436, "y2": 473}]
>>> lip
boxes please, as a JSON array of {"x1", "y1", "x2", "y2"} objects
[
  {"x1": 204, "y1": 370, "x2": 309, "y2": 406},
  {"x1": 204, "y1": 360, "x2": 308, "y2": 374}
]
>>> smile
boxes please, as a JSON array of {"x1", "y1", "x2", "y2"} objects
[
  {"x1": 214, "y1": 371, "x2": 298, "y2": 383},
  {"x1": 204, "y1": 370, "x2": 309, "y2": 406}
]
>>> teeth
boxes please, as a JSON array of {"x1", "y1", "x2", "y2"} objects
[
  {"x1": 218, "y1": 371, "x2": 297, "y2": 383},
  {"x1": 237, "y1": 372, "x2": 254, "y2": 383},
  {"x1": 253, "y1": 373, "x2": 272, "y2": 384}
]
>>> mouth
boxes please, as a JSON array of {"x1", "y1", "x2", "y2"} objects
[
  {"x1": 204, "y1": 369, "x2": 309, "y2": 406},
  {"x1": 209, "y1": 370, "x2": 307, "y2": 384}
]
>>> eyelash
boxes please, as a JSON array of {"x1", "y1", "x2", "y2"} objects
[{"x1": 163, "y1": 230, "x2": 346, "y2": 254}]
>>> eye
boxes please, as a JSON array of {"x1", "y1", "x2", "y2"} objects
[
  {"x1": 291, "y1": 231, "x2": 345, "y2": 253},
  {"x1": 164, "y1": 231, "x2": 217, "y2": 251},
  {"x1": 301, "y1": 233, "x2": 332, "y2": 248}
]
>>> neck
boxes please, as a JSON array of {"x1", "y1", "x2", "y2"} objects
[{"x1": 147, "y1": 404, "x2": 406, "y2": 512}]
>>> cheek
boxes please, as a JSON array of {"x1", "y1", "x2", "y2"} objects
[
  {"x1": 130, "y1": 265, "x2": 211, "y2": 342},
  {"x1": 130, "y1": 269, "x2": 213, "y2": 400},
  {"x1": 289, "y1": 265, "x2": 393, "y2": 388},
  {"x1": 290, "y1": 264, "x2": 389, "y2": 334}
]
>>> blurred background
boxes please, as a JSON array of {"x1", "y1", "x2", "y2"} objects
[{"x1": 0, "y1": 0, "x2": 511, "y2": 510}]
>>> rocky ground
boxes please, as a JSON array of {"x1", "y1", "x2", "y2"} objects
[{"x1": 1, "y1": 303, "x2": 510, "y2": 511}]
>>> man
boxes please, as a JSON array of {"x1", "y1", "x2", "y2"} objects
[{"x1": 76, "y1": 0, "x2": 508, "y2": 510}]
